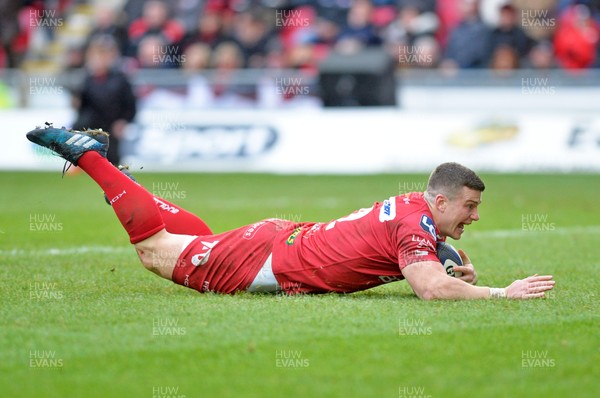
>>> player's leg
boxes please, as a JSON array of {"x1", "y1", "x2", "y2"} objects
[
  {"x1": 77, "y1": 151, "x2": 191, "y2": 279},
  {"x1": 26, "y1": 126, "x2": 192, "y2": 280},
  {"x1": 106, "y1": 167, "x2": 213, "y2": 235}
]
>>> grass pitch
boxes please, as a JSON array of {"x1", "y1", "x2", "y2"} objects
[{"x1": 0, "y1": 171, "x2": 598, "y2": 398}]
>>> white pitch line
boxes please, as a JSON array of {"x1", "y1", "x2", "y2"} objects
[
  {"x1": 469, "y1": 225, "x2": 600, "y2": 239},
  {"x1": 1, "y1": 246, "x2": 133, "y2": 256},
  {"x1": 2, "y1": 225, "x2": 599, "y2": 257}
]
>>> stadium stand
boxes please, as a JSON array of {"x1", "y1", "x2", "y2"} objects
[{"x1": 0, "y1": 0, "x2": 599, "y2": 110}]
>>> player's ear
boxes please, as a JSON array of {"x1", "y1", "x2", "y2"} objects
[{"x1": 435, "y1": 194, "x2": 448, "y2": 212}]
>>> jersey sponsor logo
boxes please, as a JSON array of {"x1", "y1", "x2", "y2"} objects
[
  {"x1": 420, "y1": 215, "x2": 436, "y2": 239},
  {"x1": 379, "y1": 197, "x2": 396, "y2": 222},
  {"x1": 243, "y1": 221, "x2": 267, "y2": 240},
  {"x1": 411, "y1": 234, "x2": 435, "y2": 250},
  {"x1": 191, "y1": 240, "x2": 219, "y2": 266},
  {"x1": 286, "y1": 227, "x2": 302, "y2": 245}
]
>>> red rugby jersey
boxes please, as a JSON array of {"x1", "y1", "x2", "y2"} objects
[{"x1": 271, "y1": 192, "x2": 443, "y2": 294}]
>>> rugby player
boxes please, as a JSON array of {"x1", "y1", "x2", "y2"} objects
[{"x1": 26, "y1": 125, "x2": 555, "y2": 299}]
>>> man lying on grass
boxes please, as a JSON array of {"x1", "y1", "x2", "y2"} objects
[{"x1": 26, "y1": 125, "x2": 555, "y2": 299}]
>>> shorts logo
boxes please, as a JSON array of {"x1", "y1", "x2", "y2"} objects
[
  {"x1": 191, "y1": 240, "x2": 219, "y2": 266},
  {"x1": 379, "y1": 197, "x2": 396, "y2": 222},
  {"x1": 420, "y1": 215, "x2": 436, "y2": 239},
  {"x1": 378, "y1": 275, "x2": 402, "y2": 283},
  {"x1": 286, "y1": 227, "x2": 302, "y2": 245}
]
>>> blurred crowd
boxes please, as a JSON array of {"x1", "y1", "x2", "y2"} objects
[
  {"x1": 2, "y1": 0, "x2": 600, "y2": 72},
  {"x1": 1, "y1": 0, "x2": 599, "y2": 112}
]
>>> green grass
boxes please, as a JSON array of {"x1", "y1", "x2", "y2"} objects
[{"x1": 0, "y1": 171, "x2": 598, "y2": 398}]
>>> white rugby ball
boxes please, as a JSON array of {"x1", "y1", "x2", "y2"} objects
[{"x1": 436, "y1": 241, "x2": 463, "y2": 277}]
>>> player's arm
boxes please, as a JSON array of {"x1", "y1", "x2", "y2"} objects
[{"x1": 402, "y1": 261, "x2": 555, "y2": 300}]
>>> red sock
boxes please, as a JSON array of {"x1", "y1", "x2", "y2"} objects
[
  {"x1": 152, "y1": 196, "x2": 213, "y2": 236},
  {"x1": 78, "y1": 152, "x2": 165, "y2": 243}
]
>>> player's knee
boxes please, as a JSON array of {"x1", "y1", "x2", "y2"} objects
[
  {"x1": 135, "y1": 248, "x2": 154, "y2": 271},
  {"x1": 133, "y1": 231, "x2": 192, "y2": 278}
]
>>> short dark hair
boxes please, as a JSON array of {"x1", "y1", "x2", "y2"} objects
[{"x1": 425, "y1": 162, "x2": 485, "y2": 201}]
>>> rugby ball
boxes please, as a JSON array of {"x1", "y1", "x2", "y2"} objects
[{"x1": 436, "y1": 241, "x2": 463, "y2": 277}]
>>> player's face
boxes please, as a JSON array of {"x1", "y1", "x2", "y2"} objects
[{"x1": 441, "y1": 187, "x2": 482, "y2": 240}]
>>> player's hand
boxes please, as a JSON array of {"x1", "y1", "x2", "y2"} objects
[
  {"x1": 505, "y1": 274, "x2": 555, "y2": 299},
  {"x1": 454, "y1": 249, "x2": 478, "y2": 285}
]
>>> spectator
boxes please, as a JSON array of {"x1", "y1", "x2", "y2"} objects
[
  {"x1": 383, "y1": 3, "x2": 439, "y2": 65},
  {"x1": 441, "y1": 0, "x2": 492, "y2": 69},
  {"x1": 489, "y1": 43, "x2": 519, "y2": 75},
  {"x1": 122, "y1": 0, "x2": 147, "y2": 25},
  {"x1": 490, "y1": 4, "x2": 533, "y2": 62},
  {"x1": 86, "y1": 5, "x2": 129, "y2": 56},
  {"x1": 384, "y1": 3, "x2": 439, "y2": 47},
  {"x1": 136, "y1": 35, "x2": 180, "y2": 68},
  {"x1": 179, "y1": 9, "x2": 229, "y2": 51},
  {"x1": 312, "y1": 16, "x2": 341, "y2": 49},
  {"x1": 211, "y1": 41, "x2": 254, "y2": 107},
  {"x1": 172, "y1": 0, "x2": 204, "y2": 32},
  {"x1": 512, "y1": 0, "x2": 557, "y2": 41},
  {"x1": 554, "y1": 3, "x2": 600, "y2": 69},
  {"x1": 336, "y1": 0, "x2": 382, "y2": 53},
  {"x1": 413, "y1": 35, "x2": 442, "y2": 68},
  {"x1": 72, "y1": 36, "x2": 136, "y2": 166},
  {"x1": 0, "y1": 0, "x2": 24, "y2": 68},
  {"x1": 479, "y1": 0, "x2": 511, "y2": 27},
  {"x1": 183, "y1": 43, "x2": 214, "y2": 108},
  {"x1": 230, "y1": 10, "x2": 274, "y2": 68},
  {"x1": 523, "y1": 40, "x2": 558, "y2": 69},
  {"x1": 127, "y1": 0, "x2": 185, "y2": 57}
]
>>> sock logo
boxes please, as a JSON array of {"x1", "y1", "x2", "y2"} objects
[
  {"x1": 191, "y1": 240, "x2": 219, "y2": 266},
  {"x1": 153, "y1": 197, "x2": 180, "y2": 214},
  {"x1": 110, "y1": 190, "x2": 126, "y2": 204}
]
